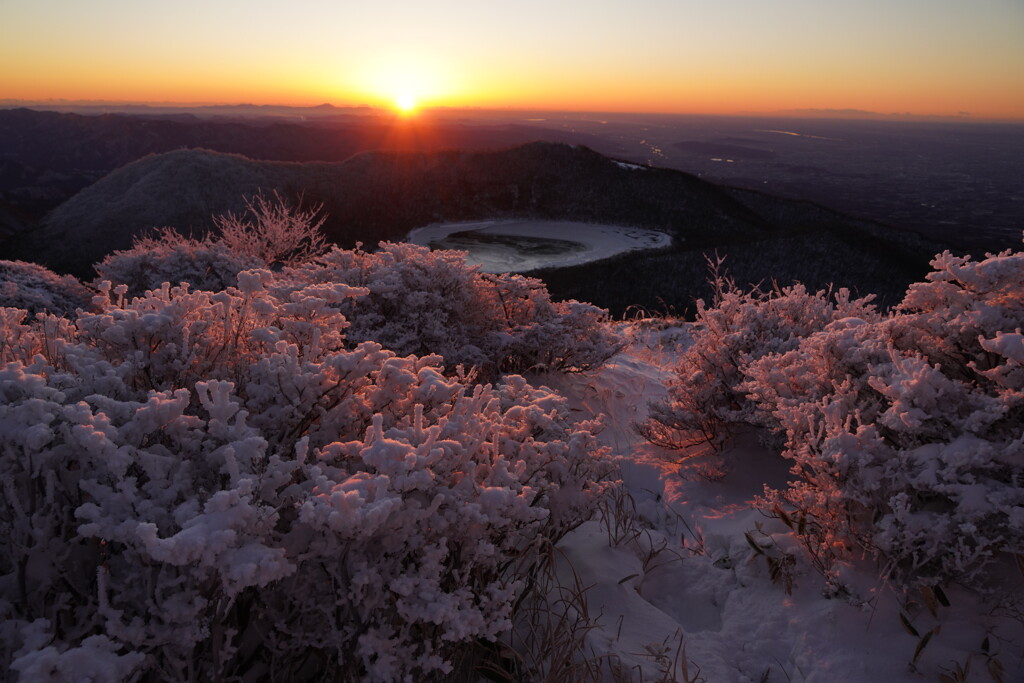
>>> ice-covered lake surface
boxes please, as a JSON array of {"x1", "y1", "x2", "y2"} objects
[{"x1": 406, "y1": 220, "x2": 673, "y2": 273}]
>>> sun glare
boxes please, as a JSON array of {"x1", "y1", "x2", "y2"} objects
[
  {"x1": 395, "y1": 93, "x2": 417, "y2": 114},
  {"x1": 349, "y1": 55, "x2": 455, "y2": 116}
]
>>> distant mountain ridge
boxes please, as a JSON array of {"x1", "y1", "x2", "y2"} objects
[
  {"x1": 0, "y1": 107, "x2": 606, "y2": 171},
  {"x1": 0, "y1": 107, "x2": 611, "y2": 231},
  {"x1": 8, "y1": 142, "x2": 946, "y2": 314}
]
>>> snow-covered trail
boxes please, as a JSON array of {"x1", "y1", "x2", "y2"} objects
[{"x1": 531, "y1": 322, "x2": 1024, "y2": 682}]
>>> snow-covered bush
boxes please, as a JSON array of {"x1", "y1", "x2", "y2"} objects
[
  {"x1": 214, "y1": 191, "x2": 329, "y2": 267},
  {"x1": 638, "y1": 262, "x2": 876, "y2": 452},
  {"x1": 743, "y1": 248, "x2": 1024, "y2": 588},
  {"x1": 95, "y1": 228, "x2": 262, "y2": 297},
  {"x1": 94, "y1": 192, "x2": 328, "y2": 297},
  {"x1": 93, "y1": 202, "x2": 618, "y2": 381},
  {"x1": 0, "y1": 272, "x2": 616, "y2": 681},
  {"x1": 0, "y1": 306, "x2": 75, "y2": 371},
  {"x1": 283, "y1": 242, "x2": 622, "y2": 379},
  {"x1": 643, "y1": 247, "x2": 1023, "y2": 589},
  {"x1": 0, "y1": 260, "x2": 93, "y2": 316},
  {"x1": 894, "y1": 248, "x2": 1024, "y2": 389}
]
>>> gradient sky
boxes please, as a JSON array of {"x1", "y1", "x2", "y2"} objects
[{"x1": 3, "y1": 0, "x2": 1023, "y2": 119}]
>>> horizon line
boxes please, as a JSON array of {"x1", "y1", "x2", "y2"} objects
[{"x1": 3, "y1": 98, "x2": 1023, "y2": 124}]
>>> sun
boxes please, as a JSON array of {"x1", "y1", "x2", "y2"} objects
[
  {"x1": 395, "y1": 93, "x2": 417, "y2": 114},
  {"x1": 350, "y1": 55, "x2": 452, "y2": 115}
]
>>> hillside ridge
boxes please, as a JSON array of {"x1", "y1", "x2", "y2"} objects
[{"x1": 9, "y1": 142, "x2": 947, "y2": 314}]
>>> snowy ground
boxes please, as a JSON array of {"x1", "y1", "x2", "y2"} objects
[
  {"x1": 406, "y1": 220, "x2": 672, "y2": 273},
  {"x1": 529, "y1": 322, "x2": 1024, "y2": 682}
]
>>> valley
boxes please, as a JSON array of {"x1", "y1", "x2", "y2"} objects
[{"x1": 1, "y1": 109, "x2": 961, "y2": 316}]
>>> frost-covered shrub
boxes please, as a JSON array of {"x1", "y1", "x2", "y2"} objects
[
  {"x1": 641, "y1": 247, "x2": 1024, "y2": 588},
  {"x1": 639, "y1": 264, "x2": 876, "y2": 451},
  {"x1": 0, "y1": 260, "x2": 93, "y2": 316},
  {"x1": 93, "y1": 212, "x2": 618, "y2": 382},
  {"x1": 95, "y1": 228, "x2": 262, "y2": 297},
  {"x1": 214, "y1": 191, "x2": 330, "y2": 268},
  {"x1": 282, "y1": 242, "x2": 621, "y2": 378},
  {"x1": 7, "y1": 622, "x2": 146, "y2": 683},
  {"x1": 744, "y1": 248, "x2": 1024, "y2": 588},
  {"x1": 94, "y1": 193, "x2": 329, "y2": 298},
  {"x1": 0, "y1": 306, "x2": 75, "y2": 374},
  {"x1": 262, "y1": 374, "x2": 612, "y2": 680},
  {"x1": 894, "y1": 248, "x2": 1024, "y2": 389},
  {"x1": 73, "y1": 272, "x2": 359, "y2": 397},
  {"x1": 0, "y1": 272, "x2": 615, "y2": 681}
]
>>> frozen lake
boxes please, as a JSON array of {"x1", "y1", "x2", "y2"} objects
[{"x1": 406, "y1": 220, "x2": 673, "y2": 273}]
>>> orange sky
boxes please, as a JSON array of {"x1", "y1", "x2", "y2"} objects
[{"x1": 3, "y1": 0, "x2": 1023, "y2": 120}]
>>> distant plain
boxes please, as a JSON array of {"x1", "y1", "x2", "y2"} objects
[{"x1": 474, "y1": 111, "x2": 1024, "y2": 253}]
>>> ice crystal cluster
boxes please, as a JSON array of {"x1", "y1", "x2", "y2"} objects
[
  {"x1": 0, "y1": 242, "x2": 616, "y2": 680},
  {"x1": 646, "y1": 248, "x2": 1024, "y2": 589}
]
